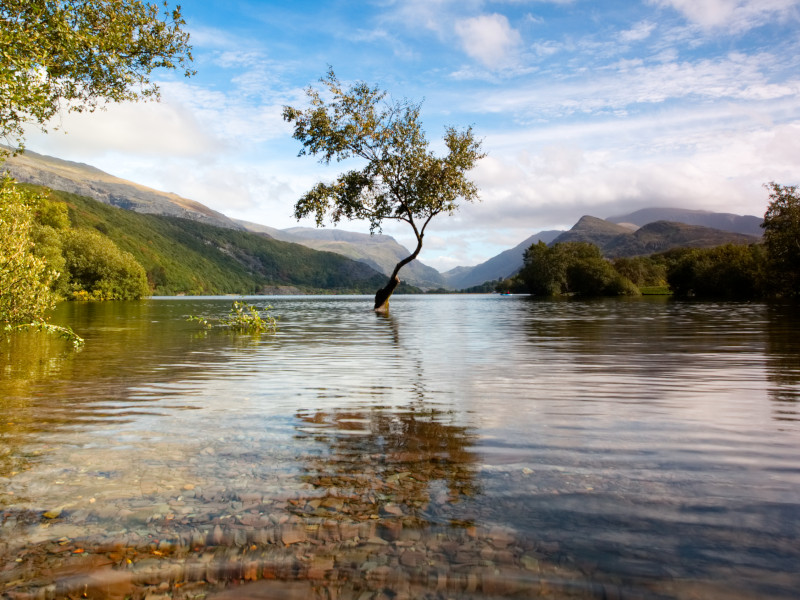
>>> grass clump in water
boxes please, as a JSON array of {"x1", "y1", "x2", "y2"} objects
[{"x1": 189, "y1": 301, "x2": 277, "y2": 333}]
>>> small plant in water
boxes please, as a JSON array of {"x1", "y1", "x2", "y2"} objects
[{"x1": 188, "y1": 301, "x2": 277, "y2": 334}]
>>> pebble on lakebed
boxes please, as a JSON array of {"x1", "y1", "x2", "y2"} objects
[
  {"x1": 0, "y1": 492, "x2": 616, "y2": 600},
  {"x1": 0, "y1": 429, "x2": 652, "y2": 598}
]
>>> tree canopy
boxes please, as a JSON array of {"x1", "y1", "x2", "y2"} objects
[
  {"x1": 0, "y1": 0, "x2": 193, "y2": 151},
  {"x1": 665, "y1": 244, "x2": 766, "y2": 299},
  {"x1": 762, "y1": 182, "x2": 800, "y2": 296},
  {"x1": 61, "y1": 228, "x2": 150, "y2": 300},
  {"x1": 518, "y1": 241, "x2": 638, "y2": 297},
  {"x1": 283, "y1": 68, "x2": 485, "y2": 311}
]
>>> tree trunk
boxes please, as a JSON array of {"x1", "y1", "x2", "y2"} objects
[
  {"x1": 373, "y1": 235, "x2": 423, "y2": 313},
  {"x1": 373, "y1": 275, "x2": 400, "y2": 313}
]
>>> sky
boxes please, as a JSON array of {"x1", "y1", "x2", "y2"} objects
[{"x1": 22, "y1": 0, "x2": 800, "y2": 272}]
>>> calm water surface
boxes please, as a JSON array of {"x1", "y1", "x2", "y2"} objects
[{"x1": 1, "y1": 295, "x2": 799, "y2": 599}]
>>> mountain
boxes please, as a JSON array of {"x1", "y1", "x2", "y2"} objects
[
  {"x1": 443, "y1": 230, "x2": 562, "y2": 289},
  {"x1": 0, "y1": 148, "x2": 444, "y2": 290},
  {"x1": 550, "y1": 215, "x2": 637, "y2": 247},
  {"x1": 4, "y1": 148, "x2": 242, "y2": 230},
  {"x1": 237, "y1": 221, "x2": 446, "y2": 289},
  {"x1": 7, "y1": 148, "x2": 767, "y2": 291},
  {"x1": 35, "y1": 186, "x2": 390, "y2": 295},
  {"x1": 603, "y1": 220, "x2": 760, "y2": 257},
  {"x1": 550, "y1": 215, "x2": 759, "y2": 257},
  {"x1": 607, "y1": 207, "x2": 763, "y2": 237},
  {"x1": 449, "y1": 209, "x2": 763, "y2": 290}
]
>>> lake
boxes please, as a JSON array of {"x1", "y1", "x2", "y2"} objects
[{"x1": 1, "y1": 295, "x2": 799, "y2": 599}]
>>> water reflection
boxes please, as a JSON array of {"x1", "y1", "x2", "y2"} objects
[
  {"x1": 765, "y1": 303, "x2": 800, "y2": 418},
  {"x1": 0, "y1": 330, "x2": 78, "y2": 480},
  {"x1": 293, "y1": 406, "x2": 480, "y2": 528},
  {"x1": 522, "y1": 298, "x2": 769, "y2": 374}
]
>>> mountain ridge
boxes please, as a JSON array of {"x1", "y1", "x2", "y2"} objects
[
  {"x1": 607, "y1": 207, "x2": 763, "y2": 237},
  {"x1": 5, "y1": 148, "x2": 242, "y2": 230},
  {"x1": 551, "y1": 216, "x2": 637, "y2": 247},
  {"x1": 5, "y1": 148, "x2": 766, "y2": 292},
  {"x1": 1, "y1": 148, "x2": 444, "y2": 289},
  {"x1": 444, "y1": 211, "x2": 762, "y2": 289},
  {"x1": 603, "y1": 220, "x2": 760, "y2": 257}
]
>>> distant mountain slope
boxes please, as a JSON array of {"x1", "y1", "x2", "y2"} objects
[
  {"x1": 5, "y1": 148, "x2": 242, "y2": 230},
  {"x1": 7, "y1": 148, "x2": 445, "y2": 288},
  {"x1": 608, "y1": 207, "x2": 763, "y2": 237},
  {"x1": 445, "y1": 206, "x2": 765, "y2": 291},
  {"x1": 237, "y1": 221, "x2": 445, "y2": 289},
  {"x1": 604, "y1": 220, "x2": 760, "y2": 257},
  {"x1": 234, "y1": 220, "x2": 296, "y2": 242},
  {"x1": 551, "y1": 216, "x2": 636, "y2": 247},
  {"x1": 549, "y1": 214, "x2": 759, "y2": 257},
  {"x1": 443, "y1": 230, "x2": 562, "y2": 289},
  {"x1": 41, "y1": 187, "x2": 388, "y2": 295}
]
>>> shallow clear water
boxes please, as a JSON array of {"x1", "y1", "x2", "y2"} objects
[{"x1": 1, "y1": 295, "x2": 799, "y2": 599}]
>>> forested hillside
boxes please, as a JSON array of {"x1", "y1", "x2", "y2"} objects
[
  {"x1": 33, "y1": 186, "x2": 392, "y2": 296},
  {"x1": 603, "y1": 221, "x2": 759, "y2": 257},
  {"x1": 238, "y1": 221, "x2": 445, "y2": 288}
]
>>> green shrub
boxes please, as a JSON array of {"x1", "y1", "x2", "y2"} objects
[
  {"x1": 61, "y1": 228, "x2": 150, "y2": 300},
  {"x1": 0, "y1": 177, "x2": 58, "y2": 325},
  {"x1": 762, "y1": 182, "x2": 800, "y2": 296},
  {"x1": 0, "y1": 178, "x2": 82, "y2": 346}
]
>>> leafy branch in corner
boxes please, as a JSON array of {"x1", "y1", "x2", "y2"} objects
[{"x1": 3, "y1": 322, "x2": 84, "y2": 348}]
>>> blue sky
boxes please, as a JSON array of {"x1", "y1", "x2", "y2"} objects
[{"x1": 24, "y1": 0, "x2": 800, "y2": 271}]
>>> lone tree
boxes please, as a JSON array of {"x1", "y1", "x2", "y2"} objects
[
  {"x1": 283, "y1": 69, "x2": 485, "y2": 312},
  {"x1": 0, "y1": 0, "x2": 194, "y2": 152}
]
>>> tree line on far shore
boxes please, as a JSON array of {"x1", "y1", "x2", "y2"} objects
[{"x1": 494, "y1": 182, "x2": 799, "y2": 300}]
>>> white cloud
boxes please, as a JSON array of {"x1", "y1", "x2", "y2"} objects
[
  {"x1": 23, "y1": 97, "x2": 219, "y2": 159},
  {"x1": 348, "y1": 28, "x2": 417, "y2": 60},
  {"x1": 384, "y1": 0, "x2": 482, "y2": 36},
  {"x1": 649, "y1": 0, "x2": 800, "y2": 32},
  {"x1": 531, "y1": 40, "x2": 563, "y2": 57},
  {"x1": 185, "y1": 24, "x2": 245, "y2": 51},
  {"x1": 619, "y1": 21, "x2": 657, "y2": 42},
  {"x1": 462, "y1": 51, "x2": 800, "y2": 118},
  {"x1": 147, "y1": 161, "x2": 299, "y2": 220},
  {"x1": 455, "y1": 13, "x2": 522, "y2": 69},
  {"x1": 524, "y1": 13, "x2": 545, "y2": 26},
  {"x1": 213, "y1": 50, "x2": 267, "y2": 70},
  {"x1": 463, "y1": 113, "x2": 798, "y2": 230}
]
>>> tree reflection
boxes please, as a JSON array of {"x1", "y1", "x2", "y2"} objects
[
  {"x1": 766, "y1": 303, "x2": 800, "y2": 420},
  {"x1": 0, "y1": 329, "x2": 78, "y2": 481},
  {"x1": 292, "y1": 406, "x2": 481, "y2": 529}
]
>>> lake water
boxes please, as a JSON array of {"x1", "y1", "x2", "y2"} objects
[{"x1": 1, "y1": 295, "x2": 799, "y2": 599}]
